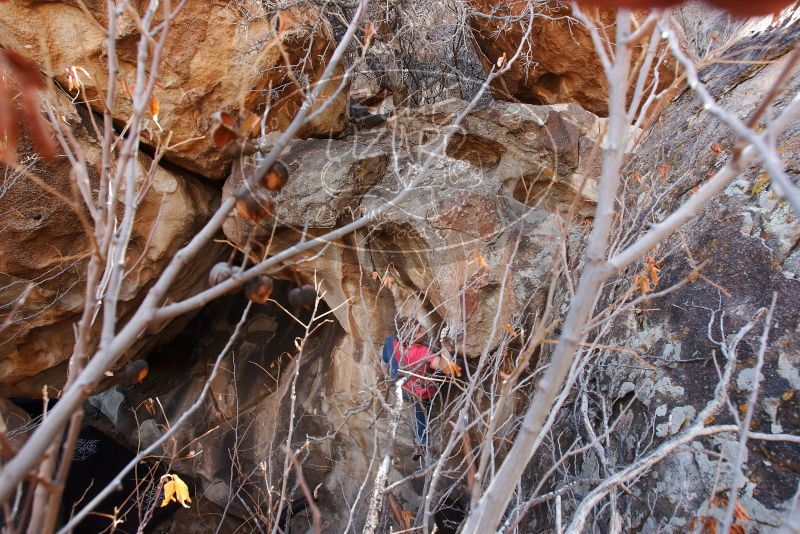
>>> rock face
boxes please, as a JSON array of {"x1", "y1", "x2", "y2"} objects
[
  {"x1": 0, "y1": 0, "x2": 348, "y2": 179},
  {"x1": 223, "y1": 99, "x2": 603, "y2": 357},
  {"x1": 523, "y1": 14, "x2": 800, "y2": 532},
  {"x1": 468, "y1": 0, "x2": 678, "y2": 116},
  {"x1": 73, "y1": 100, "x2": 601, "y2": 531},
  {"x1": 0, "y1": 95, "x2": 221, "y2": 397},
  {"x1": 3, "y1": 2, "x2": 800, "y2": 533}
]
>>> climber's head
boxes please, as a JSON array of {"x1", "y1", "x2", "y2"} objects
[{"x1": 411, "y1": 322, "x2": 428, "y2": 345}]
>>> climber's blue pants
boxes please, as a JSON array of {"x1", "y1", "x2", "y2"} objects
[{"x1": 405, "y1": 394, "x2": 429, "y2": 446}]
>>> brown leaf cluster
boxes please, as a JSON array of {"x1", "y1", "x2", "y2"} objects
[
  {"x1": 633, "y1": 255, "x2": 661, "y2": 295},
  {"x1": 688, "y1": 493, "x2": 752, "y2": 533}
]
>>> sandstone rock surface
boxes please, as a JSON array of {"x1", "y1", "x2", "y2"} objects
[
  {"x1": 0, "y1": 94, "x2": 221, "y2": 396},
  {"x1": 468, "y1": 0, "x2": 678, "y2": 116},
  {"x1": 223, "y1": 99, "x2": 603, "y2": 357},
  {"x1": 0, "y1": 0, "x2": 348, "y2": 179}
]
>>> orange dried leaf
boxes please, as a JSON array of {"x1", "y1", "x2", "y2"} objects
[
  {"x1": 149, "y1": 95, "x2": 160, "y2": 119},
  {"x1": 143, "y1": 398, "x2": 156, "y2": 416},
  {"x1": 364, "y1": 22, "x2": 377, "y2": 48},
  {"x1": 501, "y1": 322, "x2": 518, "y2": 338},
  {"x1": 646, "y1": 256, "x2": 661, "y2": 286},
  {"x1": 733, "y1": 500, "x2": 751, "y2": 522},
  {"x1": 634, "y1": 274, "x2": 651, "y2": 295},
  {"x1": 658, "y1": 163, "x2": 671, "y2": 178},
  {"x1": 689, "y1": 516, "x2": 718, "y2": 534},
  {"x1": 400, "y1": 509, "x2": 413, "y2": 529},
  {"x1": 211, "y1": 111, "x2": 240, "y2": 148}
]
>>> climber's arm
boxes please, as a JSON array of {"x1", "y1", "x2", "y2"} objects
[{"x1": 431, "y1": 348, "x2": 462, "y2": 377}]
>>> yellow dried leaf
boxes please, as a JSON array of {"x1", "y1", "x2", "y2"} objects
[
  {"x1": 475, "y1": 250, "x2": 489, "y2": 269},
  {"x1": 160, "y1": 474, "x2": 191, "y2": 508}
]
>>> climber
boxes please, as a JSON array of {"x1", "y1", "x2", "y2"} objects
[{"x1": 380, "y1": 321, "x2": 461, "y2": 460}]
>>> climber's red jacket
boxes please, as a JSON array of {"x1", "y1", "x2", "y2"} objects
[{"x1": 391, "y1": 338, "x2": 438, "y2": 401}]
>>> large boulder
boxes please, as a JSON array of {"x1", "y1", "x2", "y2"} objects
[
  {"x1": 223, "y1": 99, "x2": 603, "y2": 357},
  {"x1": 0, "y1": 0, "x2": 348, "y2": 179},
  {"x1": 0, "y1": 93, "x2": 222, "y2": 396},
  {"x1": 468, "y1": 0, "x2": 679, "y2": 116}
]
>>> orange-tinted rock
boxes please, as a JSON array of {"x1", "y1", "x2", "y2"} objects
[
  {"x1": 0, "y1": 1, "x2": 348, "y2": 179},
  {"x1": 468, "y1": 0, "x2": 679, "y2": 116}
]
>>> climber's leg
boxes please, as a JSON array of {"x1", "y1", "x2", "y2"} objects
[{"x1": 414, "y1": 400, "x2": 427, "y2": 446}]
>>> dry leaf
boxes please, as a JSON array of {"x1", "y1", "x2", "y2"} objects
[
  {"x1": 210, "y1": 111, "x2": 242, "y2": 148},
  {"x1": 646, "y1": 256, "x2": 661, "y2": 286},
  {"x1": 501, "y1": 322, "x2": 518, "y2": 339},
  {"x1": 496, "y1": 53, "x2": 507, "y2": 68},
  {"x1": 633, "y1": 274, "x2": 651, "y2": 295},
  {"x1": 259, "y1": 160, "x2": 289, "y2": 192},
  {"x1": 400, "y1": 509, "x2": 413, "y2": 529},
  {"x1": 149, "y1": 96, "x2": 162, "y2": 131},
  {"x1": 144, "y1": 398, "x2": 156, "y2": 416},
  {"x1": 475, "y1": 250, "x2": 489, "y2": 269},
  {"x1": 160, "y1": 474, "x2": 191, "y2": 508},
  {"x1": 688, "y1": 515, "x2": 718, "y2": 534},
  {"x1": 733, "y1": 500, "x2": 751, "y2": 523},
  {"x1": 441, "y1": 359, "x2": 463, "y2": 378},
  {"x1": 235, "y1": 188, "x2": 275, "y2": 223},
  {"x1": 364, "y1": 22, "x2": 377, "y2": 48}
]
